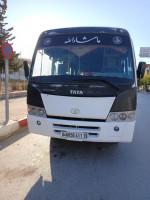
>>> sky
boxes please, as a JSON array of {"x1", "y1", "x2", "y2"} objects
[{"x1": 6, "y1": 0, "x2": 150, "y2": 64}]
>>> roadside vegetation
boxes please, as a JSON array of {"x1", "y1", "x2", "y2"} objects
[
  {"x1": 0, "y1": 0, "x2": 21, "y2": 73},
  {"x1": 0, "y1": 0, "x2": 28, "y2": 93},
  {"x1": 138, "y1": 75, "x2": 150, "y2": 91}
]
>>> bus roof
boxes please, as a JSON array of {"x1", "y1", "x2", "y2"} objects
[{"x1": 39, "y1": 27, "x2": 130, "y2": 38}]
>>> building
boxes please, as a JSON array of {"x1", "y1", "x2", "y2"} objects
[{"x1": 145, "y1": 64, "x2": 150, "y2": 75}]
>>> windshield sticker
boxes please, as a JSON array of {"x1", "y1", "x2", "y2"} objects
[
  {"x1": 64, "y1": 36, "x2": 100, "y2": 44},
  {"x1": 44, "y1": 38, "x2": 52, "y2": 45},
  {"x1": 113, "y1": 36, "x2": 122, "y2": 45}
]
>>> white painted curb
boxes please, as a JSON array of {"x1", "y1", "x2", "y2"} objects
[
  {"x1": 0, "y1": 118, "x2": 27, "y2": 141},
  {"x1": 0, "y1": 121, "x2": 19, "y2": 140}
]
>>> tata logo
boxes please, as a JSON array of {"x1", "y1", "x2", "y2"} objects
[
  {"x1": 70, "y1": 90, "x2": 83, "y2": 95},
  {"x1": 71, "y1": 108, "x2": 80, "y2": 115}
]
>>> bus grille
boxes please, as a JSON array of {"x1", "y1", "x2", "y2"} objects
[{"x1": 52, "y1": 123, "x2": 100, "y2": 136}]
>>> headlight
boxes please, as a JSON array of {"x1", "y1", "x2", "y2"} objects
[
  {"x1": 107, "y1": 111, "x2": 135, "y2": 122},
  {"x1": 32, "y1": 107, "x2": 38, "y2": 115},
  {"x1": 128, "y1": 112, "x2": 135, "y2": 120},
  {"x1": 119, "y1": 113, "x2": 127, "y2": 120},
  {"x1": 38, "y1": 108, "x2": 45, "y2": 115},
  {"x1": 110, "y1": 113, "x2": 118, "y2": 121},
  {"x1": 28, "y1": 105, "x2": 46, "y2": 117}
]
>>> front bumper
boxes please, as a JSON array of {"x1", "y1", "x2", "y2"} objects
[{"x1": 27, "y1": 114, "x2": 136, "y2": 142}]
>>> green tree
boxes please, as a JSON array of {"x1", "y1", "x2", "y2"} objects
[
  {"x1": 0, "y1": 0, "x2": 21, "y2": 73},
  {"x1": 139, "y1": 75, "x2": 150, "y2": 87}
]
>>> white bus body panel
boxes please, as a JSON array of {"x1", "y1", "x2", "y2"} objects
[
  {"x1": 28, "y1": 94, "x2": 136, "y2": 142},
  {"x1": 41, "y1": 94, "x2": 115, "y2": 119},
  {"x1": 28, "y1": 114, "x2": 136, "y2": 142}
]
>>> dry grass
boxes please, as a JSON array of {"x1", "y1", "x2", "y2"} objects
[{"x1": 0, "y1": 80, "x2": 28, "y2": 93}]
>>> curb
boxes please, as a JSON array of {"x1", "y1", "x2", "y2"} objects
[
  {"x1": 0, "y1": 117, "x2": 28, "y2": 141},
  {"x1": 18, "y1": 118, "x2": 28, "y2": 127}
]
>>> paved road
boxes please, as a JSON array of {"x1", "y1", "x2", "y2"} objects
[
  {"x1": 0, "y1": 97, "x2": 27, "y2": 125},
  {"x1": 0, "y1": 92, "x2": 150, "y2": 200}
]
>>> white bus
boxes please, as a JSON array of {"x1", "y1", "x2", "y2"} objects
[{"x1": 24, "y1": 27, "x2": 145, "y2": 142}]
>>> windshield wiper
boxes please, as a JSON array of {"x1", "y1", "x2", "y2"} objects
[{"x1": 69, "y1": 78, "x2": 120, "y2": 90}]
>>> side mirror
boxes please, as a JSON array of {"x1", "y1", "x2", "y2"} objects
[
  {"x1": 23, "y1": 61, "x2": 29, "y2": 80},
  {"x1": 137, "y1": 62, "x2": 146, "y2": 79}
]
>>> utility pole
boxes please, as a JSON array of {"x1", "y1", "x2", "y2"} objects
[{"x1": 1, "y1": 42, "x2": 13, "y2": 124}]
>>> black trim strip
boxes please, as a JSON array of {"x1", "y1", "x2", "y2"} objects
[
  {"x1": 47, "y1": 115, "x2": 106, "y2": 122},
  {"x1": 53, "y1": 124, "x2": 100, "y2": 129}
]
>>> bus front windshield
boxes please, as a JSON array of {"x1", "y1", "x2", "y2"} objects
[{"x1": 31, "y1": 34, "x2": 134, "y2": 85}]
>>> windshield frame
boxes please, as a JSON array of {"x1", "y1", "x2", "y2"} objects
[{"x1": 29, "y1": 33, "x2": 135, "y2": 86}]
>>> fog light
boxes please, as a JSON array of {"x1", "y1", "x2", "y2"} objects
[
  {"x1": 37, "y1": 121, "x2": 41, "y2": 125},
  {"x1": 114, "y1": 126, "x2": 119, "y2": 131}
]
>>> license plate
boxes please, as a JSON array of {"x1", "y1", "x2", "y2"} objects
[{"x1": 61, "y1": 132, "x2": 88, "y2": 139}]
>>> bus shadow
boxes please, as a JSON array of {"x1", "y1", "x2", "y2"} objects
[{"x1": 25, "y1": 138, "x2": 119, "y2": 200}]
